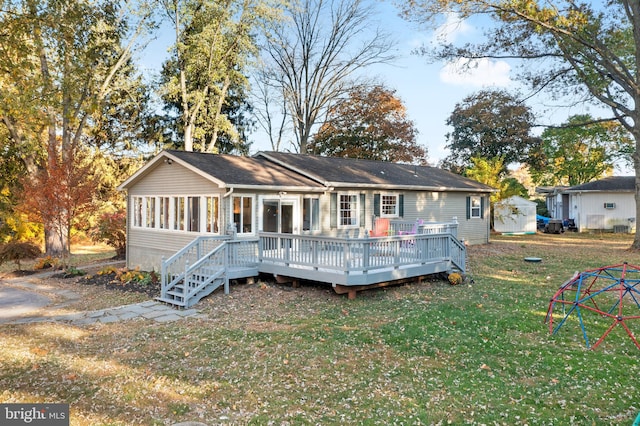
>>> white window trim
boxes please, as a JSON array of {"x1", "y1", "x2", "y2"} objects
[
  {"x1": 470, "y1": 196, "x2": 482, "y2": 219},
  {"x1": 380, "y1": 192, "x2": 400, "y2": 218},
  {"x1": 130, "y1": 195, "x2": 221, "y2": 234},
  {"x1": 303, "y1": 196, "x2": 321, "y2": 232},
  {"x1": 231, "y1": 195, "x2": 256, "y2": 235},
  {"x1": 338, "y1": 192, "x2": 360, "y2": 229}
]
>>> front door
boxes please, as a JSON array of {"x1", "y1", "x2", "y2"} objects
[{"x1": 262, "y1": 197, "x2": 298, "y2": 234}]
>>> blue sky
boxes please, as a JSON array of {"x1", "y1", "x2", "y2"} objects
[{"x1": 139, "y1": 1, "x2": 631, "y2": 174}]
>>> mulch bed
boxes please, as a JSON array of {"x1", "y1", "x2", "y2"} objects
[
  {"x1": 39, "y1": 263, "x2": 162, "y2": 298},
  {"x1": 75, "y1": 272, "x2": 161, "y2": 298}
]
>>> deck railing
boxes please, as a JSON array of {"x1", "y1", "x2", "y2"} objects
[
  {"x1": 258, "y1": 231, "x2": 465, "y2": 276},
  {"x1": 389, "y1": 219, "x2": 459, "y2": 238}
]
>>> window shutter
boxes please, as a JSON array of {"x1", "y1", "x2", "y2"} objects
[
  {"x1": 480, "y1": 196, "x2": 485, "y2": 219},
  {"x1": 330, "y1": 193, "x2": 337, "y2": 228},
  {"x1": 399, "y1": 194, "x2": 404, "y2": 218},
  {"x1": 466, "y1": 196, "x2": 471, "y2": 219},
  {"x1": 374, "y1": 193, "x2": 380, "y2": 217},
  {"x1": 360, "y1": 193, "x2": 366, "y2": 225}
]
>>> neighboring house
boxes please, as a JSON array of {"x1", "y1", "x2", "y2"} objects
[
  {"x1": 118, "y1": 150, "x2": 494, "y2": 304},
  {"x1": 493, "y1": 196, "x2": 537, "y2": 234},
  {"x1": 538, "y1": 176, "x2": 636, "y2": 233}
]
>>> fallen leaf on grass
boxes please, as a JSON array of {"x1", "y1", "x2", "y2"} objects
[{"x1": 30, "y1": 347, "x2": 49, "y2": 356}]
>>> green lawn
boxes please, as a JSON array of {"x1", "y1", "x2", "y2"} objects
[{"x1": 1, "y1": 233, "x2": 639, "y2": 425}]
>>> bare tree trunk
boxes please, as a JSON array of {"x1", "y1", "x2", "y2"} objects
[{"x1": 632, "y1": 127, "x2": 640, "y2": 249}]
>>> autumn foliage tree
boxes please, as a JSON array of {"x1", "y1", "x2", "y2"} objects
[
  {"x1": 441, "y1": 90, "x2": 540, "y2": 173},
  {"x1": 309, "y1": 85, "x2": 427, "y2": 164},
  {"x1": 19, "y1": 149, "x2": 99, "y2": 259}
]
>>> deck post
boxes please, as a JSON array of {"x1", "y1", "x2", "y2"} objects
[
  {"x1": 160, "y1": 256, "x2": 166, "y2": 297},
  {"x1": 362, "y1": 240, "x2": 370, "y2": 273},
  {"x1": 348, "y1": 289, "x2": 357, "y2": 300},
  {"x1": 312, "y1": 239, "x2": 319, "y2": 270}
]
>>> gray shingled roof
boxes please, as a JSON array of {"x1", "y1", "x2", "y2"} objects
[
  {"x1": 166, "y1": 150, "x2": 323, "y2": 188},
  {"x1": 257, "y1": 151, "x2": 494, "y2": 192},
  {"x1": 566, "y1": 176, "x2": 635, "y2": 192}
]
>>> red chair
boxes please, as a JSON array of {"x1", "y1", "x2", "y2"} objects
[{"x1": 369, "y1": 218, "x2": 390, "y2": 237}]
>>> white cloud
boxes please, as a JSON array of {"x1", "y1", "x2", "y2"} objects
[
  {"x1": 432, "y1": 12, "x2": 472, "y2": 44},
  {"x1": 439, "y1": 58, "x2": 512, "y2": 87}
]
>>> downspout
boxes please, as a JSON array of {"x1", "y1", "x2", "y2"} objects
[{"x1": 223, "y1": 187, "x2": 235, "y2": 236}]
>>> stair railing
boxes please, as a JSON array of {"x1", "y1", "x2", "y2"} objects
[
  {"x1": 161, "y1": 236, "x2": 229, "y2": 300},
  {"x1": 181, "y1": 242, "x2": 230, "y2": 306}
]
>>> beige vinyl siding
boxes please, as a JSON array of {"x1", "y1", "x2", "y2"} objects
[
  {"x1": 127, "y1": 228, "x2": 199, "y2": 270},
  {"x1": 126, "y1": 162, "x2": 226, "y2": 270},
  {"x1": 403, "y1": 191, "x2": 489, "y2": 245},
  {"x1": 315, "y1": 189, "x2": 490, "y2": 244},
  {"x1": 128, "y1": 161, "x2": 221, "y2": 195}
]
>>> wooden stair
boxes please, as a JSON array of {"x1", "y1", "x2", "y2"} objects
[{"x1": 158, "y1": 267, "x2": 227, "y2": 308}]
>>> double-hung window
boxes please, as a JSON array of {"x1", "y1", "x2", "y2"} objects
[
  {"x1": 469, "y1": 196, "x2": 482, "y2": 219},
  {"x1": 339, "y1": 194, "x2": 359, "y2": 227},
  {"x1": 380, "y1": 194, "x2": 399, "y2": 217}
]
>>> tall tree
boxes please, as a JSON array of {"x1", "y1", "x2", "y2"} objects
[
  {"x1": 19, "y1": 148, "x2": 99, "y2": 265},
  {"x1": 160, "y1": 0, "x2": 273, "y2": 153},
  {"x1": 532, "y1": 114, "x2": 634, "y2": 186},
  {"x1": 0, "y1": 0, "x2": 154, "y2": 255},
  {"x1": 260, "y1": 0, "x2": 396, "y2": 154},
  {"x1": 397, "y1": 0, "x2": 640, "y2": 248},
  {"x1": 309, "y1": 84, "x2": 427, "y2": 163},
  {"x1": 160, "y1": 59, "x2": 255, "y2": 154},
  {"x1": 442, "y1": 89, "x2": 540, "y2": 173},
  {"x1": 465, "y1": 156, "x2": 528, "y2": 219}
]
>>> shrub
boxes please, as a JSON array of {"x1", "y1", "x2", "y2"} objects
[
  {"x1": 63, "y1": 266, "x2": 86, "y2": 278},
  {"x1": 33, "y1": 255, "x2": 60, "y2": 270},
  {"x1": 0, "y1": 241, "x2": 41, "y2": 270},
  {"x1": 448, "y1": 272, "x2": 463, "y2": 286},
  {"x1": 97, "y1": 265, "x2": 119, "y2": 276},
  {"x1": 96, "y1": 266, "x2": 158, "y2": 286},
  {"x1": 89, "y1": 209, "x2": 126, "y2": 258}
]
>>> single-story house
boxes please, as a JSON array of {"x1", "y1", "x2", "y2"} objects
[
  {"x1": 118, "y1": 150, "x2": 494, "y2": 304},
  {"x1": 493, "y1": 195, "x2": 537, "y2": 234},
  {"x1": 537, "y1": 176, "x2": 636, "y2": 233}
]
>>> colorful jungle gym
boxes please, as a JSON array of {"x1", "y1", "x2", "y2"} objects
[{"x1": 546, "y1": 263, "x2": 640, "y2": 350}]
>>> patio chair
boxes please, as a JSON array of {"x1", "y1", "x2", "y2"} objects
[
  {"x1": 369, "y1": 218, "x2": 390, "y2": 237},
  {"x1": 398, "y1": 219, "x2": 424, "y2": 235},
  {"x1": 398, "y1": 219, "x2": 423, "y2": 247}
]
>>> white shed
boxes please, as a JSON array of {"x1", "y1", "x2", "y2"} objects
[{"x1": 493, "y1": 196, "x2": 537, "y2": 234}]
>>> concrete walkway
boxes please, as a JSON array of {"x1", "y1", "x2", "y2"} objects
[
  {"x1": 0, "y1": 264, "x2": 200, "y2": 326},
  {"x1": 4, "y1": 300, "x2": 201, "y2": 326}
]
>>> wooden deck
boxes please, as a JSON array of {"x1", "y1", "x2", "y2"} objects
[
  {"x1": 159, "y1": 225, "x2": 466, "y2": 306},
  {"x1": 258, "y1": 232, "x2": 464, "y2": 285}
]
